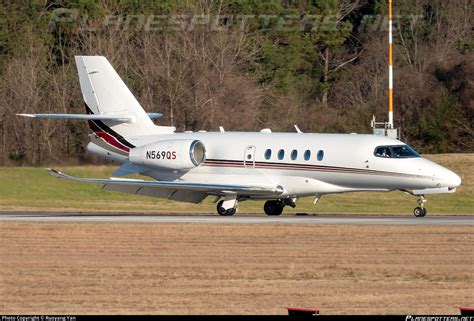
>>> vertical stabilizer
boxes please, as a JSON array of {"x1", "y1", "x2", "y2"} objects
[
  {"x1": 75, "y1": 56, "x2": 155, "y2": 126},
  {"x1": 75, "y1": 56, "x2": 174, "y2": 140}
]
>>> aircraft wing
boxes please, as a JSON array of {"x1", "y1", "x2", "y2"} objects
[{"x1": 47, "y1": 168, "x2": 283, "y2": 196}]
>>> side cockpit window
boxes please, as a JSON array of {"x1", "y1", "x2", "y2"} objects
[
  {"x1": 374, "y1": 145, "x2": 420, "y2": 158},
  {"x1": 392, "y1": 145, "x2": 420, "y2": 158},
  {"x1": 374, "y1": 146, "x2": 392, "y2": 158}
]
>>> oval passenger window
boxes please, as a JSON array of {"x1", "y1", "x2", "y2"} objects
[
  {"x1": 304, "y1": 150, "x2": 311, "y2": 161},
  {"x1": 317, "y1": 150, "x2": 324, "y2": 161},
  {"x1": 278, "y1": 149, "x2": 285, "y2": 160},
  {"x1": 291, "y1": 150, "x2": 298, "y2": 160},
  {"x1": 264, "y1": 149, "x2": 272, "y2": 160}
]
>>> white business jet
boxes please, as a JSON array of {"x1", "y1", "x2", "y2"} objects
[{"x1": 18, "y1": 56, "x2": 461, "y2": 217}]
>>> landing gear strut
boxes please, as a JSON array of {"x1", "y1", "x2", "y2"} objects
[
  {"x1": 413, "y1": 195, "x2": 427, "y2": 217},
  {"x1": 264, "y1": 200, "x2": 285, "y2": 216}
]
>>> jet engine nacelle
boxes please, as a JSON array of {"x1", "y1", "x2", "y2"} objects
[{"x1": 129, "y1": 139, "x2": 206, "y2": 171}]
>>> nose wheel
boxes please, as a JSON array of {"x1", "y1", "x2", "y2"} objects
[
  {"x1": 413, "y1": 206, "x2": 427, "y2": 217},
  {"x1": 413, "y1": 195, "x2": 427, "y2": 217}
]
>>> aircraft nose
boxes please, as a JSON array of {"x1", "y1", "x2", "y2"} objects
[
  {"x1": 448, "y1": 172, "x2": 462, "y2": 188},
  {"x1": 441, "y1": 169, "x2": 461, "y2": 188}
]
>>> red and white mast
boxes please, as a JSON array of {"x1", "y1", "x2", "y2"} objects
[{"x1": 388, "y1": 0, "x2": 394, "y2": 128}]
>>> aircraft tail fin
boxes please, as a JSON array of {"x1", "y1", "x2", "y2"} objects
[
  {"x1": 18, "y1": 56, "x2": 175, "y2": 155},
  {"x1": 75, "y1": 55, "x2": 174, "y2": 133},
  {"x1": 75, "y1": 56, "x2": 147, "y2": 120},
  {"x1": 73, "y1": 56, "x2": 175, "y2": 154}
]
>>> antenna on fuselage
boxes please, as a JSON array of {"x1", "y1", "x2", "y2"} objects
[
  {"x1": 294, "y1": 125, "x2": 303, "y2": 134},
  {"x1": 371, "y1": 0, "x2": 399, "y2": 140}
]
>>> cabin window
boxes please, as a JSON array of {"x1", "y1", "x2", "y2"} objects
[
  {"x1": 264, "y1": 149, "x2": 272, "y2": 160},
  {"x1": 374, "y1": 145, "x2": 420, "y2": 158},
  {"x1": 317, "y1": 150, "x2": 324, "y2": 161},
  {"x1": 278, "y1": 149, "x2": 285, "y2": 160},
  {"x1": 291, "y1": 149, "x2": 298, "y2": 160},
  {"x1": 304, "y1": 150, "x2": 311, "y2": 161}
]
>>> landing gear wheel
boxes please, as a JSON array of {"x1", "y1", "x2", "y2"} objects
[
  {"x1": 422, "y1": 207, "x2": 427, "y2": 217},
  {"x1": 217, "y1": 200, "x2": 236, "y2": 216},
  {"x1": 413, "y1": 195, "x2": 428, "y2": 217},
  {"x1": 264, "y1": 200, "x2": 284, "y2": 216},
  {"x1": 413, "y1": 207, "x2": 427, "y2": 217}
]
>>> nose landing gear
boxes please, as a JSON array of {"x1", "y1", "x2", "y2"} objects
[
  {"x1": 401, "y1": 190, "x2": 429, "y2": 217},
  {"x1": 413, "y1": 195, "x2": 427, "y2": 217}
]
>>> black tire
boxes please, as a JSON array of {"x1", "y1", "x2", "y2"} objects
[
  {"x1": 225, "y1": 208, "x2": 236, "y2": 216},
  {"x1": 414, "y1": 207, "x2": 425, "y2": 217},
  {"x1": 217, "y1": 200, "x2": 226, "y2": 215},
  {"x1": 264, "y1": 200, "x2": 284, "y2": 216},
  {"x1": 421, "y1": 207, "x2": 427, "y2": 217},
  {"x1": 217, "y1": 200, "x2": 236, "y2": 216}
]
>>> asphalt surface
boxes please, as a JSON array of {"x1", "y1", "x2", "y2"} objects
[{"x1": 0, "y1": 212, "x2": 472, "y2": 225}]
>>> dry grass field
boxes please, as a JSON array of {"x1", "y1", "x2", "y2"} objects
[{"x1": 1, "y1": 222, "x2": 472, "y2": 315}]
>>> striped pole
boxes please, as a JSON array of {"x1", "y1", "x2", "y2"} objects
[{"x1": 388, "y1": 0, "x2": 394, "y2": 128}]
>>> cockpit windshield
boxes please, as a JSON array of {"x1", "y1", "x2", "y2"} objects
[{"x1": 374, "y1": 145, "x2": 420, "y2": 158}]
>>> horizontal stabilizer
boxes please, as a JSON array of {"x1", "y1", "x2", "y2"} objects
[
  {"x1": 147, "y1": 113, "x2": 163, "y2": 118},
  {"x1": 47, "y1": 168, "x2": 283, "y2": 196},
  {"x1": 17, "y1": 113, "x2": 133, "y2": 122},
  {"x1": 17, "y1": 113, "x2": 162, "y2": 122}
]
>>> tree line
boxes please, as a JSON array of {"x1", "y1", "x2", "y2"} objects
[{"x1": 0, "y1": 0, "x2": 472, "y2": 166}]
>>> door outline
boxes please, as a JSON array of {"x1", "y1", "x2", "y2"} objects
[{"x1": 244, "y1": 145, "x2": 256, "y2": 168}]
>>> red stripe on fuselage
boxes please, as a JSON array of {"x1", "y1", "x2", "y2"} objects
[
  {"x1": 88, "y1": 120, "x2": 130, "y2": 153},
  {"x1": 203, "y1": 159, "x2": 415, "y2": 178}
]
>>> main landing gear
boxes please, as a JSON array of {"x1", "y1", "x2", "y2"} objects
[
  {"x1": 217, "y1": 200, "x2": 236, "y2": 216},
  {"x1": 216, "y1": 194, "x2": 238, "y2": 216},
  {"x1": 264, "y1": 200, "x2": 285, "y2": 216},
  {"x1": 413, "y1": 195, "x2": 427, "y2": 217},
  {"x1": 216, "y1": 197, "x2": 297, "y2": 216},
  {"x1": 263, "y1": 198, "x2": 296, "y2": 216}
]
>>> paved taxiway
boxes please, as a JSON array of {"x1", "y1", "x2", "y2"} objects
[{"x1": 0, "y1": 212, "x2": 472, "y2": 225}]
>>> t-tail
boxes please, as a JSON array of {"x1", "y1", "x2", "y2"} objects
[{"x1": 18, "y1": 55, "x2": 175, "y2": 158}]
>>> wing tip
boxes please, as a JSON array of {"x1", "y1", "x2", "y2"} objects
[
  {"x1": 46, "y1": 168, "x2": 62, "y2": 178},
  {"x1": 147, "y1": 113, "x2": 163, "y2": 119}
]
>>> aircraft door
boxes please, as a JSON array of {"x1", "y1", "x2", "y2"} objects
[{"x1": 244, "y1": 145, "x2": 256, "y2": 168}]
